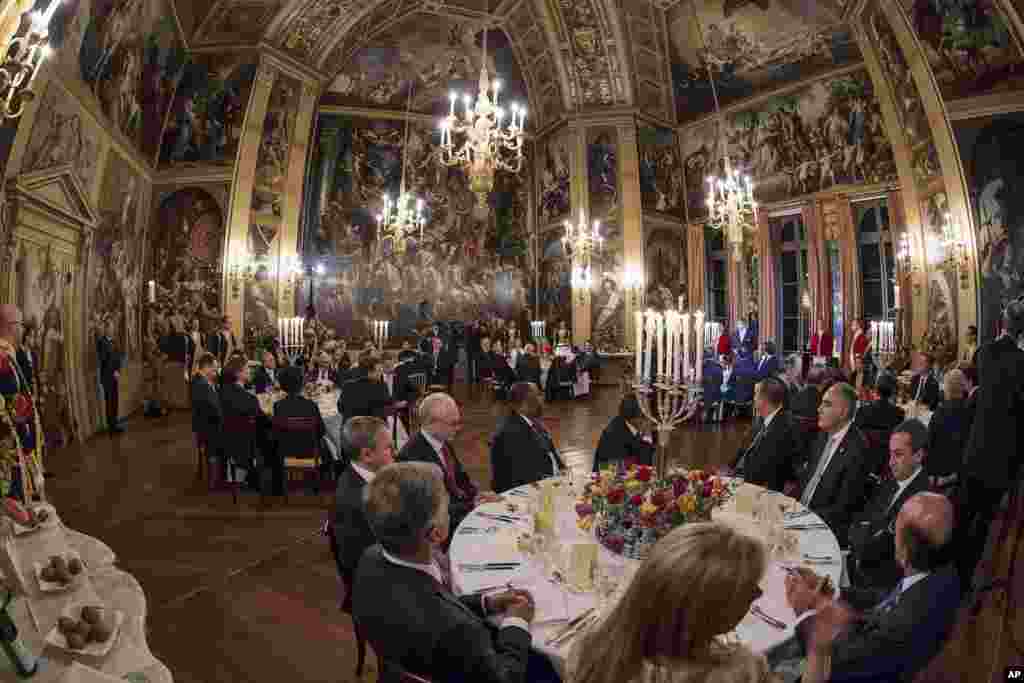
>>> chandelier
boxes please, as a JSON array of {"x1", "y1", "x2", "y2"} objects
[
  {"x1": 438, "y1": 19, "x2": 525, "y2": 209},
  {"x1": 0, "y1": 0, "x2": 60, "y2": 119},
  {"x1": 692, "y1": 0, "x2": 757, "y2": 261},
  {"x1": 377, "y1": 83, "x2": 425, "y2": 254},
  {"x1": 561, "y1": 208, "x2": 602, "y2": 260}
]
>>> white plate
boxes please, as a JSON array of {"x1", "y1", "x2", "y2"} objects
[
  {"x1": 45, "y1": 605, "x2": 124, "y2": 657},
  {"x1": 12, "y1": 505, "x2": 58, "y2": 535},
  {"x1": 60, "y1": 662, "x2": 125, "y2": 683},
  {"x1": 34, "y1": 552, "x2": 87, "y2": 593}
]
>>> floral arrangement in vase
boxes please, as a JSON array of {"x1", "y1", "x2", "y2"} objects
[{"x1": 575, "y1": 465, "x2": 732, "y2": 559}]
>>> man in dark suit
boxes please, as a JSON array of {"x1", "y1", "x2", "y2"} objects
[
  {"x1": 754, "y1": 340, "x2": 781, "y2": 381},
  {"x1": 730, "y1": 377, "x2": 800, "y2": 493},
  {"x1": 797, "y1": 382, "x2": 871, "y2": 544},
  {"x1": 272, "y1": 366, "x2": 328, "y2": 495},
  {"x1": 354, "y1": 462, "x2": 560, "y2": 683},
  {"x1": 958, "y1": 301, "x2": 1024, "y2": 596},
  {"x1": 514, "y1": 343, "x2": 542, "y2": 388},
  {"x1": 339, "y1": 357, "x2": 394, "y2": 420},
  {"x1": 592, "y1": 394, "x2": 655, "y2": 472},
  {"x1": 332, "y1": 415, "x2": 394, "y2": 603},
  {"x1": 855, "y1": 373, "x2": 905, "y2": 431},
  {"x1": 466, "y1": 321, "x2": 483, "y2": 383},
  {"x1": 397, "y1": 340, "x2": 418, "y2": 363},
  {"x1": 490, "y1": 383, "x2": 565, "y2": 492},
  {"x1": 219, "y1": 357, "x2": 270, "y2": 478},
  {"x1": 783, "y1": 492, "x2": 960, "y2": 683},
  {"x1": 848, "y1": 420, "x2": 930, "y2": 590},
  {"x1": 96, "y1": 319, "x2": 123, "y2": 434},
  {"x1": 909, "y1": 351, "x2": 941, "y2": 411},
  {"x1": 398, "y1": 392, "x2": 498, "y2": 532},
  {"x1": 251, "y1": 350, "x2": 279, "y2": 394},
  {"x1": 190, "y1": 353, "x2": 221, "y2": 451},
  {"x1": 207, "y1": 316, "x2": 236, "y2": 367}
]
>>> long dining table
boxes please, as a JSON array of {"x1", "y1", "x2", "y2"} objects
[{"x1": 448, "y1": 479, "x2": 842, "y2": 677}]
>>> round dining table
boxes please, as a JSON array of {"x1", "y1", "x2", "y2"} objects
[{"x1": 449, "y1": 480, "x2": 842, "y2": 677}]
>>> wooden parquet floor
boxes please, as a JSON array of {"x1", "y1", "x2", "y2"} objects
[{"x1": 41, "y1": 384, "x2": 1021, "y2": 682}]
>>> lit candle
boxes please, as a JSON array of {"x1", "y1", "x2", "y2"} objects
[
  {"x1": 635, "y1": 311, "x2": 643, "y2": 383},
  {"x1": 147, "y1": 280, "x2": 155, "y2": 303},
  {"x1": 644, "y1": 311, "x2": 654, "y2": 381},
  {"x1": 695, "y1": 311, "x2": 705, "y2": 384},
  {"x1": 682, "y1": 312, "x2": 691, "y2": 383}
]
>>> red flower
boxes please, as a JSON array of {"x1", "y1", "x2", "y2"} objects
[
  {"x1": 636, "y1": 466, "x2": 653, "y2": 482},
  {"x1": 630, "y1": 494, "x2": 644, "y2": 506},
  {"x1": 651, "y1": 491, "x2": 669, "y2": 507},
  {"x1": 605, "y1": 535, "x2": 625, "y2": 553},
  {"x1": 607, "y1": 488, "x2": 626, "y2": 504},
  {"x1": 575, "y1": 503, "x2": 594, "y2": 517},
  {"x1": 673, "y1": 478, "x2": 689, "y2": 496},
  {"x1": 703, "y1": 482, "x2": 714, "y2": 498}
]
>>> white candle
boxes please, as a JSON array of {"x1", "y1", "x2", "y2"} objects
[
  {"x1": 682, "y1": 312, "x2": 691, "y2": 383},
  {"x1": 635, "y1": 311, "x2": 643, "y2": 382},
  {"x1": 695, "y1": 311, "x2": 705, "y2": 384},
  {"x1": 147, "y1": 280, "x2": 155, "y2": 303},
  {"x1": 644, "y1": 311, "x2": 654, "y2": 381}
]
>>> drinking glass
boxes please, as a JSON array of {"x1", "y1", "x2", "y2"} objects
[{"x1": 594, "y1": 554, "x2": 625, "y2": 612}]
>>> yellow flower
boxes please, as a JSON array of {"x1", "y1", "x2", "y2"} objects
[
  {"x1": 687, "y1": 470, "x2": 704, "y2": 481},
  {"x1": 640, "y1": 501, "x2": 658, "y2": 517},
  {"x1": 677, "y1": 494, "x2": 697, "y2": 514},
  {"x1": 577, "y1": 516, "x2": 594, "y2": 531},
  {"x1": 625, "y1": 479, "x2": 644, "y2": 494}
]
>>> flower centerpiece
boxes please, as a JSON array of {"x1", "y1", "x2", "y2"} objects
[{"x1": 576, "y1": 465, "x2": 732, "y2": 559}]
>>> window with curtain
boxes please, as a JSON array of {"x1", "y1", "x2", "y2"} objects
[
  {"x1": 855, "y1": 199, "x2": 896, "y2": 323},
  {"x1": 774, "y1": 215, "x2": 809, "y2": 355},
  {"x1": 707, "y1": 228, "x2": 728, "y2": 323}
]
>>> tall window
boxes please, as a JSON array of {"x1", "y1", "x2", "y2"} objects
[
  {"x1": 707, "y1": 228, "x2": 728, "y2": 323},
  {"x1": 775, "y1": 215, "x2": 809, "y2": 354},
  {"x1": 855, "y1": 200, "x2": 896, "y2": 322}
]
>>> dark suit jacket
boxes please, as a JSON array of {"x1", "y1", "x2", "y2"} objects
[
  {"x1": 754, "y1": 354, "x2": 781, "y2": 380},
  {"x1": 272, "y1": 394, "x2": 326, "y2": 460},
  {"x1": 333, "y1": 465, "x2": 375, "y2": 590},
  {"x1": 848, "y1": 470, "x2": 930, "y2": 589},
  {"x1": 856, "y1": 400, "x2": 906, "y2": 432},
  {"x1": 910, "y1": 371, "x2": 941, "y2": 411},
  {"x1": 964, "y1": 335, "x2": 1024, "y2": 488},
  {"x1": 15, "y1": 348, "x2": 36, "y2": 392},
  {"x1": 733, "y1": 411, "x2": 800, "y2": 493},
  {"x1": 592, "y1": 416, "x2": 655, "y2": 473},
  {"x1": 190, "y1": 375, "x2": 221, "y2": 443},
  {"x1": 926, "y1": 398, "x2": 971, "y2": 479},
  {"x1": 161, "y1": 332, "x2": 190, "y2": 364},
  {"x1": 798, "y1": 425, "x2": 871, "y2": 542},
  {"x1": 790, "y1": 385, "x2": 820, "y2": 418},
  {"x1": 96, "y1": 335, "x2": 122, "y2": 386},
  {"x1": 392, "y1": 360, "x2": 423, "y2": 405},
  {"x1": 796, "y1": 565, "x2": 961, "y2": 682},
  {"x1": 340, "y1": 378, "x2": 393, "y2": 419},
  {"x1": 207, "y1": 330, "x2": 236, "y2": 362},
  {"x1": 251, "y1": 366, "x2": 278, "y2": 394},
  {"x1": 490, "y1": 414, "x2": 565, "y2": 492},
  {"x1": 399, "y1": 432, "x2": 478, "y2": 529},
  {"x1": 514, "y1": 354, "x2": 542, "y2": 387},
  {"x1": 219, "y1": 382, "x2": 270, "y2": 465},
  {"x1": 353, "y1": 545, "x2": 531, "y2": 683}
]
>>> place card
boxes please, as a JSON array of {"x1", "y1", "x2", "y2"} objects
[{"x1": 568, "y1": 543, "x2": 597, "y2": 591}]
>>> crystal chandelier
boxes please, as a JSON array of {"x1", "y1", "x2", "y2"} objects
[
  {"x1": 0, "y1": 0, "x2": 60, "y2": 119},
  {"x1": 438, "y1": 19, "x2": 525, "y2": 209},
  {"x1": 692, "y1": 0, "x2": 757, "y2": 261},
  {"x1": 377, "y1": 83, "x2": 425, "y2": 254},
  {"x1": 561, "y1": 208, "x2": 602, "y2": 260}
]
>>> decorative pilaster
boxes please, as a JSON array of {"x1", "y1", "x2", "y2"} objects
[
  {"x1": 686, "y1": 222, "x2": 706, "y2": 317},
  {"x1": 222, "y1": 62, "x2": 277, "y2": 338},
  {"x1": 568, "y1": 122, "x2": 590, "y2": 345},
  {"x1": 618, "y1": 121, "x2": 643, "y2": 348}
]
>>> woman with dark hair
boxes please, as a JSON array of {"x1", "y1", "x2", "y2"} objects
[{"x1": 592, "y1": 394, "x2": 655, "y2": 472}]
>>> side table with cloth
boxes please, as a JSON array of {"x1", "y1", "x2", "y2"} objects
[
  {"x1": 0, "y1": 504, "x2": 173, "y2": 682},
  {"x1": 448, "y1": 482, "x2": 841, "y2": 679}
]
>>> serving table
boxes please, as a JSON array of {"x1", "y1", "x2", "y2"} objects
[
  {"x1": 449, "y1": 481, "x2": 841, "y2": 677},
  {"x1": 0, "y1": 505, "x2": 172, "y2": 682}
]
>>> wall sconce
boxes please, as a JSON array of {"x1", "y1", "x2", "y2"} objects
[
  {"x1": 896, "y1": 232, "x2": 922, "y2": 298},
  {"x1": 571, "y1": 263, "x2": 592, "y2": 307},
  {"x1": 941, "y1": 213, "x2": 970, "y2": 290},
  {"x1": 228, "y1": 249, "x2": 255, "y2": 299},
  {"x1": 0, "y1": 0, "x2": 60, "y2": 119},
  {"x1": 623, "y1": 264, "x2": 644, "y2": 309},
  {"x1": 280, "y1": 255, "x2": 304, "y2": 295}
]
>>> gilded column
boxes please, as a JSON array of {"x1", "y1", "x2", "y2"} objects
[
  {"x1": 568, "y1": 122, "x2": 590, "y2": 345},
  {"x1": 223, "y1": 62, "x2": 277, "y2": 338},
  {"x1": 617, "y1": 121, "x2": 643, "y2": 349},
  {"x1": 277, "y1": 80, "x2": 321, "y2": 318},
  {"x1": 686, "y1": 222, "x2": 706, "y2": 316}
]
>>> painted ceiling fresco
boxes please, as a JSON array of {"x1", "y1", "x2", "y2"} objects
[{"x1": 667, "y1": 0, "x2": 860, "y2": 122}]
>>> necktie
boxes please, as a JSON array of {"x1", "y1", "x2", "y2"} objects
[
  {"x1": 530, "y1": 420, "x2": 562, "y2": 473},
  {"x1": 441, "y1": 443, "x2": 467, "y2": 499},
  {"x1": 875, "y1": 585, "x2": 902, "y2": 614},
  {"x1": 802, "y1": 434, "x2": 840, "y2": 505}
]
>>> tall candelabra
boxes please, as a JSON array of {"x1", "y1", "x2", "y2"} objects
[
  {"x1": 278, "y1": 316, "x2": 305, "y2": 365},
  {"x1": 372, "y1": 320, "x2": 390, "y2": 350},
  {"x1": 530, "y1": 320, "x2": 545, "y2": 342}
]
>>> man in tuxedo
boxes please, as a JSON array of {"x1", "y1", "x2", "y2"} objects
[
  {"x1": 97, "y1": 319, "x2": 123, "y2": 434},
  {"x1": 272, "y1": 366, "x2": 328, "y2": 494},
  {"x1": 855, "y1": 373, "x2": 905, "y2": 431},
  {"x1": 909, "y1": 351, "x2": 941, "y2": 411},
  {"x1": 190, "y1": 353, "x2": 221, "y2": 452},
  {"x1": 754, "y1": 340, "x2": 781, "y2": 381},
  {"x1": 490, "y1": 383, "x2": 565, "y2": 492},
  {"x1": 251, "y1": 350, "x2": 279, "y2": 394},
  {"x1": 514, "y1": 343, "x2": 542, "y2": 388},
  {"x1": 398, "y1": 393, "x2": 498, "y2": 533},
  {"x1": 339, "y1": 357, "x2": 393, "y2": 420},
  {"x1": 783, "y1": 492, "x2": 960, "y2": 682},
  {"x1": 730, "y1": 378, "x2": 800, "y2": 493},
  {"x1": 592, "y1": 394, "x2": 655, "y2": 472},
  {"x1": 958, "y1": 301, "x2": 1024, "y2": 596},
  {"x1": 797, "y1": 382, "x2": 871, "y2": 543},
  {"x1": 207, "y1": 316, "x2": 236, "y2": 367},
  {"x1": 848, "y1": 420, "x2": 930, "y2": 590},
  {"x1": 219, "y1": 357, "x2": 270, "y2": 479},
  {"x1": 354, "y1": 462, "x2": 561, "y2": 683},
  {"x1": 332, "y1": 416, "x2": 394, "y2": 603}
]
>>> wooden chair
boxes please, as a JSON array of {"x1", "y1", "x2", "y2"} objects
[
  {"x1": 220, "y1": 415, "x2": 262, "y2": 504},
  {"x1": 406, "y1": 372, "x2": 428, "y2": 431},
  {"x1": 272, "y1": 416, "x2": 323, "y2": 501},
  {"x1": 323, "y1": 518, "x2": 370, "y2": 677},
  {"x1": 193, "y1": 433, "x2": 209, "y2": 482}
]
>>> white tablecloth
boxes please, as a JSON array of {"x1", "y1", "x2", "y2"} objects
[
  {"x1": 0, "y1": 507, "x2": 172, "y2": 683},
  {"x1": 449, "y1": 483, "x2": 841, "y2": 676}
]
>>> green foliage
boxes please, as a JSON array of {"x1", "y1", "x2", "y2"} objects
[
  {"x1": 493, "y1": 205, "x2": 526, "y2": 261},
  {"x1": 828, "y1": 76, "x2": 865, "y2": 102}
]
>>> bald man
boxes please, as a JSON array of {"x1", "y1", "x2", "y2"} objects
[{"x1": 781, "y1": 493, "x2": 961, "y2": 682}]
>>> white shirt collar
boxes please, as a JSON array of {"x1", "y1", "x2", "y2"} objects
[
  {"x1": 381, "y1": 548, "x2": 443, "y2": 585},
  {"x1": 893, "y1": 467, "x2": 923, "y2": 500},
  {"x1": 421, "y1": 429, "x2": 446, "y2": 459},
  {"x1": 828, "y1": 419, "x2": 854, "y2": 449},
  {"x1": 899, "y1": 571, "x2": 930, "y2": 594},
  {"x1": 763, "y1": 405, "x2": 782, "y2": 428},
  {"x1": 351, "y1": 461, "x2": 376, "y2": 484}
]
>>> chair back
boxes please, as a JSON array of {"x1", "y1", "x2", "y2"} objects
[
  {"x1": 861, "y1": 427, "x2": 892, "y2": 480},
  {"x1": 408, "y1": 372, "x2": 428, "y2": 396},
  {"x1": 222, "y1": 415, "x2": 261, "y2": 433},
  {"x1": 272, "y1": 415, "x2": 321, "y2": 459}
]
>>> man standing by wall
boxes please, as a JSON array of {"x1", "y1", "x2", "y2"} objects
[{"x1": 97, "y1": 319, "x2": 123, "y2": 435}]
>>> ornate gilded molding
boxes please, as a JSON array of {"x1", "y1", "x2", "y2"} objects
[
  {"x1": 256, "y1": 64, "x2": 278, "y2": 88},
  {"x1": 548, "y1": 0, "x2": 626, "y2": 107}
]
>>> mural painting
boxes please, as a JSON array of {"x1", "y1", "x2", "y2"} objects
[
  {"x1": 538, "y1": 231, "x2": 571, "y2": 332},
  {"x1": 12, "y1": 244, "x2": 76, "y2": 448},
  {"x1": 89, "y1": 151, "x2": 146, "y2": 365},
  {"x1": 21, "y1": 82, "x2": 101, "y2": 194},
  {"x1": 245, "y1": 75, "x2": 298, "y2": 334},
  {"x1": 646, "y1": 228, "x2": 684, "y2": 311},
  {"x1": 680, "y1": 118, "x2": 717, "y2": 222},
  {"x1": 668, "y1": 1, "x2": 860, "y2": 123},
  {"x1": 591, "y1": 219, "x2": 624, "y2": 350},
  {"x1": 866, "y1": 4, "x2": 941, "y2": 185},
  {"x1": 902, "y1": 0, "x2": 1024, "y2": 100},
  {"x1": 681, "y1": 70, "x2": 897, "y2": 218},
  {"x1": 587, "y1": 128, "x2": 617, "y2": 220},
  {"x1": 639, "y1": 126, "x2": 683, "y2": 217},
  {"x1": 159, "y1": 54, "x2": 258, "y2": 166},
  {"x1": 920, "y1": 191, "x2": 958, "y2": 362},
  {"x1": 954, "y1": 114, "x2": 1024, "y2": 339},
  {"x1": 48, "y1": 0, "x2": 187, "y2": 161},
  {"x1": 147, "y1": 188, "x2": 225, "y2": 355},
  {"x1": 539, "y1": 128, "x2": 572, "y2": 225},
  {"x1": 302, "y1": 114, "x2": 532, "y2": 337}
]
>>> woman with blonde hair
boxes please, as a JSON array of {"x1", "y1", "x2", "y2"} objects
[
  {"x1": 926, "y1": 367, "x2": 971, "y2": 490},
  {"x1": 570, "y1": 522, "x2": 777, "y2": 683}
]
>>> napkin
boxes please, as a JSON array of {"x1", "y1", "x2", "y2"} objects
[
  {"x1": 521, "y1": 576, "x2": 593, "y2": 624},
  {"x1": 487, "y1": 528, "x2": 522, "y2": 565}
]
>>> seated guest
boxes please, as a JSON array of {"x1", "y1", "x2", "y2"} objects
[
  {"x1": 783, "y1": 493, "x2": 961, "y2": 683},
  {"x1": 332, "y1": 416, "x2": 394, "y2": 602},
  {"x1": 849, "y1": 420, "x2": 930, "y2": 590},
  {"x1": 577, "y1": 340, "x2": 601, "y2": 382},
  {"x1": 397, "y1": 340, "x2": 418, "y2": 363},
  {"x1": 730, "y1": 378, "x2": 800, "y2": 493},
  {"x1": 926, "y1": 369, "x2": 971, "y2": 491},
  {"x1": 754, "y1": 340, "x2": 781, "y2": 380},
  {"x1": 909, "y1": 351, "x2": 941, "y2": 411},
  {"x1": 514, "y1": 343, "x2": 542, "y2": 388},
  {"x1": 391, "y1": 354, "x2": 422, "y2": 408},
  {"x1": 856, "y1": 373, "x2": 905, "y2": 431},
  {"x1": 354, "y1": 462, "x2": 560, "y2": 683},
  {"x1": 797, "y1": 382, "x2": 870, "y2": 544},
  {"x1": 491, "y1": 383, "x2": 565, "y2": 492},
  {"x1": 481, "y1": 337, "x2": 516, "y2": 389},
  {"x1": 219, "y1": 357, "x2": 271, "y2": 481},
  {"x1": 571, "y1": 523, "x2": 773, "y2": 683},
  {"x1": 271, "y1": 366, "x2": 327, "y2": 495},
  {"x1": 791, "y1": 366, "x2": 823, "y2": 418},
  {"x1": 339, "y1": 356, "x2": 393, "y2": 420},
  {"x1": 251, "y1": 350, "x2": 279, "y2": 394},
  {"x1": 779, "y1": 354, "x2": 803, "y2": 407},
  {"x1": 592, "y1": 394, "x2": 655, "y2": 473},
  {"x1": 191, "y1": 353, "x2": 222, "y2": 451},
  {"x1": 720, "y1": 352, "x2": 737, "y2": 401},
  {"x1": 308, "y1": 351, "x2": 336, "y2": 385},
  {"x1": 399, "y1": 393, "x2": 499, "y2": 533}
]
